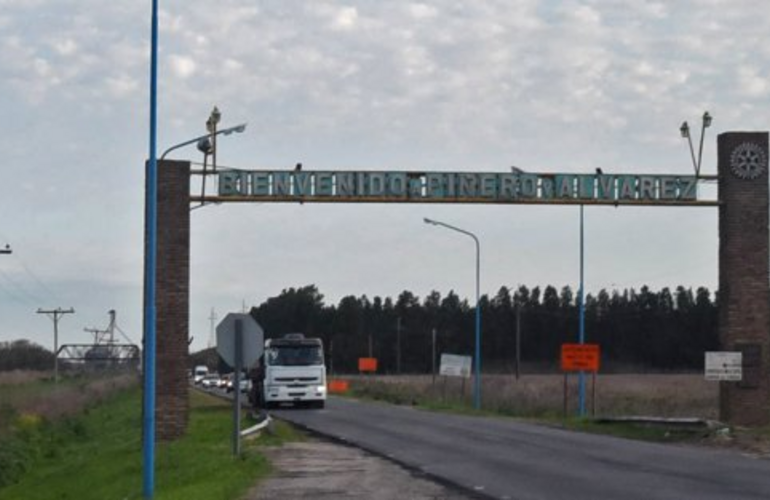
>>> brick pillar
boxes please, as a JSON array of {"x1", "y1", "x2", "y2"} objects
[
  {"x1": 146, "y1": 159, "x2": 191, "y2": 440},
  {"x1": 718, "y1": 132, "x2": 770, "y2": 426}
]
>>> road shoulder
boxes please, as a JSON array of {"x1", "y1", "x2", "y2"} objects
[{"x1": 243, "y1": 438, "x2": 472, "y2": 500}]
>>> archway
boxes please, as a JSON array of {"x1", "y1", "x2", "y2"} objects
[{"x1": 147, "y1": 131, "x2": 768, "y2": 440}]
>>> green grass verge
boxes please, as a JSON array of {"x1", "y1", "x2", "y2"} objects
[
  {"x1": 0, "y1": 386, "x2": 301, "y2": 500},
  {"x1": 561, "y1": 418, "x2": 709, "y2": 442}
]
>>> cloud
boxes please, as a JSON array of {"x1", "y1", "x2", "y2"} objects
[
  {"x1": 333, "y1": 6, "x2": 359, "y2": 30},
  {"x1": 408, "y1": 3, "x2": 438, "y2": 20},
  {"x1": 169, "y1": 54, "x2": 197, "y2": 79},
  {"x1": 1, "y1": 0, "x2": 769, "y2": 352},
  {"x1": 738, "y1": 66, "x2": 769, "y2": 97},
  {"x1": 51, "y1": 37, "x2": 78, "y2": 56},
  {"x1": 106, "y1": 74, "x2": 139, "y2": 98}
]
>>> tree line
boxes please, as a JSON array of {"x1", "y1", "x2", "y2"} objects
[
  {"x1": 248, "y1": 284, "x2": 718, "y2": 374},
  {"x1": 0, "y1": 340, "x2": 55, "y2": 371}
]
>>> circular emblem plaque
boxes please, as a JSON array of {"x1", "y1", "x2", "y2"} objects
[{"x1": 730, "y1": 142, "x2": 767, "y2": 180}]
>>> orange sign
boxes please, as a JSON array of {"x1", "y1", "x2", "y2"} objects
[
  {"x1": 328, "y1": 379, "x2": 350, "y2": 393},
  {"x1": 358, "y1": 357, "x2": 378, "y2": 373},
  {"x1": 561, "y1": 344, "x2": 600, "y2": 372}
]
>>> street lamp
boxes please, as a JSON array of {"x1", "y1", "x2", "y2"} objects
[
  {"x1": 680, "y1": 111, "x2": 712, "y2": 177},
  {"x1": 0, "y1": 244, "x2": 11, "y2": 255},
  {"x1": 423, "y1": 217, "x2": 482, "y2": 410},
  {"x1": 159, "y1": 111, "x2": 247, "y2": 211},
  {"x1": 160, "y1": 122, "x2": 247, "y2": 160}
]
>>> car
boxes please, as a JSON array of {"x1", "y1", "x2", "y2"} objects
[
  {"x1": 201, "y1": 374, "x2": 220, "y2": 389},
  {"x1": 226, "y1": 374, "x2": 251, "y2": 393},
  {"x1": 217, "y1": 374, "x2": 231, "y2": 389}
]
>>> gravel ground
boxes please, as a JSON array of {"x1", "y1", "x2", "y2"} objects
[{"x1": 244, "y1": 439, "x2": 473, "y2": 500}]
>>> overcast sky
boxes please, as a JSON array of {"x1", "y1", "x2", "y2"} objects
[{"x1": 0, "y1": 0, "x2": 767, "y2": 353}]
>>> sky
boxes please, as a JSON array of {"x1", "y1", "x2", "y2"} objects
[{"x1": 0, "y1": 0, "x2": 767, "y2": 353}]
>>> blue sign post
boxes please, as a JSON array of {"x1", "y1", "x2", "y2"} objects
[
  {"x1": 578, "y1": 205, "x2": 586, "y2": 417},
  {"x1": 143, "y1": 0, "x2": 159, "y2": 497}
]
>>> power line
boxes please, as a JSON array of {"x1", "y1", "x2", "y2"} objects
[
  {"x1": 16, "y1": 257, "x2": 59, "y2": 303},
  {"x1": 0, "y1": 268, "x2": 43, "y2": 305}
]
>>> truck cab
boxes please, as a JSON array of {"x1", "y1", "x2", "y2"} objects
[
  {"x1": 263, "y1": 334, "x2": 326, "y2": 408},
  {"x1": 193, "y1": 365, "x2": 209, "y2": 384}
]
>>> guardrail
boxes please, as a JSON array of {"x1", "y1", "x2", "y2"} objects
[{"x1": 191, "y1": 383, "x2": 272, "y2": 436}]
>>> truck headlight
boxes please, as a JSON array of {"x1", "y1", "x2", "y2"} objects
[{"x1": 317, "y1": 386, "x2": 326, "y2": 393}]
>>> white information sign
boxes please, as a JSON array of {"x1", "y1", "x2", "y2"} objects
[
  {"x1": 440, "y1": 353, "x2": 472, "y2": 379},
  {"x1": 705, "y1": 351, "x2": 742, "y2": 381}
]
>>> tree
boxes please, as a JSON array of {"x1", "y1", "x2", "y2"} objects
[
  {"x1": 211, "y1": 282, "x2": 721, "y2": 374},
  {"x1": 0, "y1": 340, "x2": 54, "y2": 371}
]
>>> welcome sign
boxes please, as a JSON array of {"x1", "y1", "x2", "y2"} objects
[{"x1": 215, "y1": 169, "x2": 707, "y2": 205}]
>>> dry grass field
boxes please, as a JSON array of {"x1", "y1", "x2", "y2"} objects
[
  {"x1": 0, "y1": 370, "x2": 139, "y2": 433},
  {"x1": 348, "y1": 373, "x2": 719, "y2": 419}
]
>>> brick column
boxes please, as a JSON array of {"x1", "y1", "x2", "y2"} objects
[
  {"x1": 718, "y1": 132, "x2": 770, "y2": 426},
  {"x1": 146, "y1": 159, "x2": 191, "y2": 440}
]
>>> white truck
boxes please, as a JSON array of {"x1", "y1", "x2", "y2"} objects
[
  {"x1": 263, "y1": 333, "x2": 327, "y2": 409},
  {"x1": 193, "y1": 365, "x2": 209, "y2": 384}
]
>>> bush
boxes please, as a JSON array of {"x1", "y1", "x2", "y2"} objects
[{"x1": 0, "y1": 435, "x2": 31, "y2": 487}]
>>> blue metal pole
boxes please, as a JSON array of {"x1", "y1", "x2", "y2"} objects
[
  {"x1": 143, "y1": 0, "x2": 159, "y2": 497},
  {"x1": 474, "y1": 235, "x2": 481, "y2": 411},
  {"x1": 578, "y1": 205, "x2": 586, "y2": 417}
]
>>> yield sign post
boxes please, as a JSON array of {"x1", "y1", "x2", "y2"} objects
[
  {"x1": 216, "y1": 313, "x2": 264, "y2": 456},
  {"x1": 216, "y1": 313, "x2": 264, "y2": 369}
]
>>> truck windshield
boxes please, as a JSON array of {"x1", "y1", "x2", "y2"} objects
[{"x1": 266, "y1": 345, "x2": 323, "y2": 366}]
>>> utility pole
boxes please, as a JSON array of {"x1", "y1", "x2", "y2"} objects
[
  {"x1": 515, "y1": 301, "x2": 521, "y2": 380},
  {"x1": 396, "y1": 316, "x2": 402, "y2": 375},
  {"x1": 431, "y1": 328, "x2": 437, "y2": 385},
  {"x1": 208, "y1": 308, "x2": 218, "y2": 349},
  {"x1": 37, "y1": 307, "x2": 75, "y2": 384}
]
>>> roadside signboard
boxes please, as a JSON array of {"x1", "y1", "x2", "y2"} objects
[
  {"x1": 705, "y1": 351, "x2": 742, "y2": 381},
  {"x1": 561, "y1": 343, "x2": 600, "y2": 372},
  {"x1": 439, "y1": 353, "x2": 472, "y2": 378},
  {"x1": 358, "y1": 357, "x2": 378, "y2": 373},
  {"x1": 216, "y1": 313, "x2": 264, "y2": 369}
]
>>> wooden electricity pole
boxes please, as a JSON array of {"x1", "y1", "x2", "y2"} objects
[{"x1": 37, "y1": 307, "x2": 75, "y2": 383}]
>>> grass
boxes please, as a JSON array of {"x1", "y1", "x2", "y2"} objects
[
  {"x1": 347, "y1": 373, "x2": 719, "y2": 419},
  {"x1": 0, "y1": 381, "x2": 301, "y2": 500},
  {"x1": 563, "y1": 418, "x2": 711, "y2": 443},
  {"x1": 0, "y1": 372, "x2": 138, "y2": 435}
]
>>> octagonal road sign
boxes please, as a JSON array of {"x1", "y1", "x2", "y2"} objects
[{"x1": 216, "y1": 313, "x2": 264, "y2": 369}]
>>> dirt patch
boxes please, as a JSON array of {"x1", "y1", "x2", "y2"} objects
[
  {"x1": 244, "y1": 439, "x2": 472, "y2": 500},
  {"x1": 699, "y1": 428, "x2": 770, "y2": 457}
]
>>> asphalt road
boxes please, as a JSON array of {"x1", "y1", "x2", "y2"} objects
[{"x1": 272, "y1": 397, "x2": 770, "y2": 500}]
